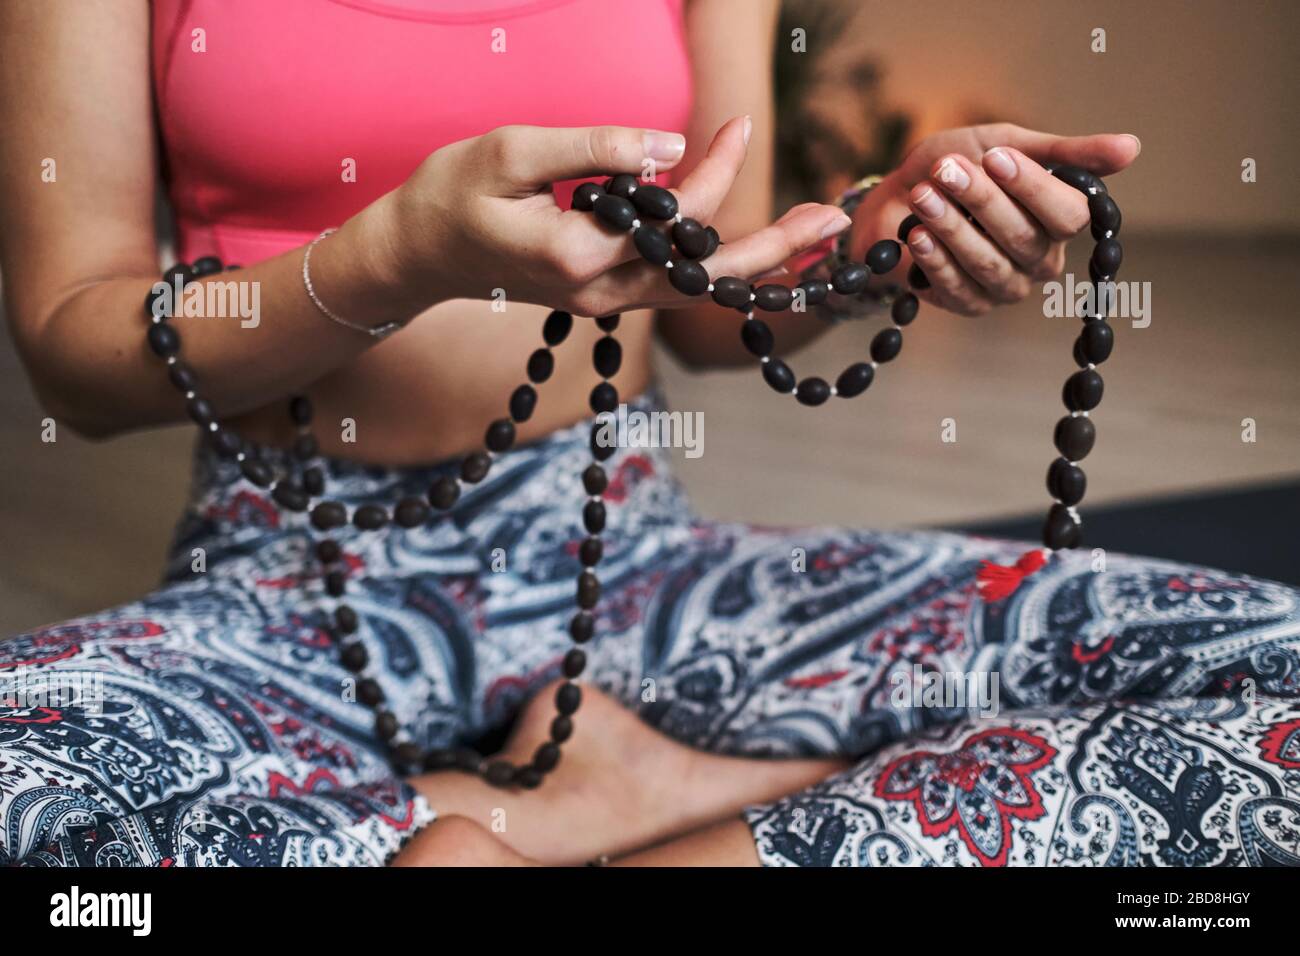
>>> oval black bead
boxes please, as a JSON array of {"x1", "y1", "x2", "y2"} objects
[
  {"x1": 452, "y1": 748, "x2": 483, "y2": 773},
  {"x1": 357, "y1": 678, "x2": 384, "y2": 707},
  {"x1": 562, "y1": 648, "x2": 587, "y2": 678},
  {"x1": 711, "y1": 276, "x2": 751, "y2": 309},
  {"x1": 589, "y1": 422, "x2": 616, "y2": 461},
  {"x1": 668, "y1": 259, "x2": 710, "y2": 296},
  {"x1": 836, "y1": 362, "x2": 875, "y2": 398},
  {"x1": 870, "y1": 328, "x2": 903, "y2": 363},
  {"x1": 1067, "y1": 369, "x2": 1104, "y2": 411},
  {"x1": 583, "y1": 500, "x2": 606, "y2": 534},
  {"x1": 533, "y1": 742, "x2": 562, "y2": 773},
  {"x1": 555, "y1": 681, "x2": 582, "y2": 716},
  {"x1": 509, "y1": 383, "x2": 538, "y2": 423},
  {"x1": 240, "y1": 458, "x2": 273, "y2": 488},
  {"x1": 606, "y1": 174, "x2": 638, "y2": 199},
  {"x1": 831, "y1": 262, "x2": 869, "y2": 295},
  {"x1": 1072, "y1": 336, "x2": 1089, "y2": 369},
  {"x1": 374, "y1": 710, "x2": 398, "y2": 740},
  {"x1": 551, "y1": 715, "x2": 574, "y2": 742},
  {"x1": 589, "y1": 382, "x2": 618, "y2": 414},
  {"x1": 762, "y1": 358, "x2": 796, "y2": 394},
  {"x1": 147, "y1": 322, "x2": 180, "y2": 357},
  {"x1": 753, "y1": 284, "x2": 792, "y2": 312},
  {"x1": 421, "y1": 749, "x2": 457, "y2": 772},
  {"x1": 907, "y1": 263, "x2": 930, "y2": 290},
  {"x1": 272, "y1": 481, "x2": 309, "y2": 512},
  {"x1": 542, "y1": 309, "x2": 573, "y2": 346},
  {"x1": 460, "y1": 451, "x2": 491, "y2": 484},
  {"x1": 1091, "y1": 238, "x2": 1123, "y2": 277},
  {"x1": 578, "y1": 536, "x2": 603, "y2": 567},
  {"x1": 515, "y1": 767, "x2": 543, "y2": 789},
  {"x1": 633, "y1": 224, "x2": 672, "y2": 265},
  {"x1": 526, "y1": 348, "x2": 554, "y2": 384},
  {"x1": 428, "y1": 475, "x2": 460, "y2": 510},
  {"x1": 582, "y1": 464, "x2": 607, "y2": 496},
  {"x1": 168, "y1": 361, "x2": 197, "y2": 392},
  {"x1": 569, "y1": 611, "x2": 595, "y2": 644},
  {"x1": 576, "y1": 570, "x2": 600, "y2": 609},
  {"x1": 288, "y1": 395, "x2": 313, "y2": 426},
  {"x1": 484, "y1": 418, "x2": 516, "y2": 454},
  {"x1": 163, "y1": 263, "x2": 194, "y2": 288},
  {"x1": 571, "y1": 181, "x2": 603, "y2": 211},
  {"x1": 795, "y1": 377, "x2": 831, "y2": 406},
  {"x1": 740, "y1": 318, "x2": 774, "y2": 358},
  {"x1": 1088, "y1": 193, "x2": 1122, "y2": 240},
  {"x1": 1046, "y1": 457, "x2": 1087, "y2": 506},
  {"x1": 326, "y1": 570, "x2": 347, "y2": 596},
  {"x1": 701, "y1": 226, "x2": 720, "y2": 260},
  {"x1": 593, "y1": 193, "x2": 637, "y2": 231},
  {"x1": 1080, "y1": 322, "x2": 1114, "y2": 365},
  {"x1": 593, "y1": 336, "x2": 622, "y2": 377},
  {"x1": 796, "y1": 279, "x2": 830, "y2": 307},
  {"x1": 394, "y1": 497, "x2": 429, "y2": 528},
  {"x1": 300, "y1": 466, "x2": 323, "y2": 497},
  {"x1": 210, "y1": 428, "x2": 243, "y2": 459},
  {"x1": 485, "y1": 760, "x2": 515, "y2": 787},
  {"x1": 595, "y1": 314, "x2": 621, "y2": 332},
  {"x1": 316, "y1": 539, "x2": 341, "y2": 564},
  {"x1": 1043, "y1": 504, "x2": 1082, "y2": 550},
  {"x1": 631, "y1": 184, "x2": 678, "y2": 221},
  {"x1": 865, "y1": 239, "x2": 902, "y2": 274},
  {"x1": 672, "y1": 218, "x2": 709, "y2": 259},
  {"x1": 1053, "y1": 415, "x2": 1097, "y2": 461},
  {"x1": 897, "y1": 213, "x2": 923, "y2": 242},
  {"x1": 353, "y1": 504, "x2": 389, "y2": 531},
  {"x1": 891, "y1": 293, "x2": 920, "y2": 326},
  {"x1": 340, "y1": 642, "x2": 368, "y2": 673},
  {"x1": 187, "y1": 396, "x2": 216, "y2": 426},
  {"x1": 292, "y1": 433, "x2": 318, "y2": 461}
]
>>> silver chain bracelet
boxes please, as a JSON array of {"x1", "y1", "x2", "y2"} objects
[{"x1": 302, "y1": 228, "x2": 408, "y2": 340}]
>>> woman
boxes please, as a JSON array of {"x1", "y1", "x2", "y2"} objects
[{"x1": 0, "y1": 0, "x2": 1296, "y2": 868}]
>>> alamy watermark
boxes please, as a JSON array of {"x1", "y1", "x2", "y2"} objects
[
  {"x1": 1043, "y1": 273, "x2": 1151, "y2": 328},
  {"x1": 149, "y1": 275, "x2": 261, "y2": 328},
  {"x1": 0, "y1": 665, "x2": 104, "y2": 714},
  {"x1": 594, "y1": 403, "x2": 704, "y2": 459},
  {"x1": 890, "y1": 664, "x2": 1000, "y2": 718}
]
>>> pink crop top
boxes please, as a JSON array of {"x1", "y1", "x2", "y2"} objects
[{"x1": 150, "y1": 0, "x2": 694, "y2": 266}]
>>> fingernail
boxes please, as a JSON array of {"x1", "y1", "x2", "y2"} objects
[
  {"x1": 935, "y1": 157, "x2": 970, "y2": 191},
  {"x1": 1124, "y1": 133, "x2": 1142, "y2": 156},
  {"x1": 743, "y1": 115, "x2": 753, "y2": 146},
  {"x1": 983, "y1": 147, "x2": 1017, "y2": 180},
  {"x1": 819, "y1": 213, "x2": 852, "y2": 239},
  {"x1": 912, "y1": 185, "x2": 945, "y2": 219},
  {"x1": 910, "y1": 229, "x2": 934, "y2": 256},
  {"x1": 754, "y1": 265, "x2": 789, "y2": 280},
  {"x1": 644, "y1": 131, "x2": 686, "y2": 162}
]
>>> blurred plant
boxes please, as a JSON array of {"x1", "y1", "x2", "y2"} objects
[{"x1": 774, "y1": 0, "x2": 912, "y2": 205}]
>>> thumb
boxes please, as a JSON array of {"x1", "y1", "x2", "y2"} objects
[
  {"x1": 493, "y1": 124, "x2": 686, "y2": 188},
  {"x1": 1001, "y1": 128, "x2": 1142, "y2": 176}
]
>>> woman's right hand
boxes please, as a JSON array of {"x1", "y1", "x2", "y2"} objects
[{"x1": 380, "y1": 116, "x2": 849, "y2": 318}]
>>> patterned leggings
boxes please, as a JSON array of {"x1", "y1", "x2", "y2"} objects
[{"x1": 2, "y1": 395, "x2": 1298, "y2": 867}]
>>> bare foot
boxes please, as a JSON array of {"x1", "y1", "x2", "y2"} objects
[
  {"x1": 407, "y1": 681, "x2": 846, "y2": 865},
  {"x1": 390, "y1": 815, "x2": 537, "y2": 866}
]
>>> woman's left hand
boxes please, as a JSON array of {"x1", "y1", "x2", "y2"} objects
[{"x1": 850, "y1": 124, "x2": 1141, "y2": 316}]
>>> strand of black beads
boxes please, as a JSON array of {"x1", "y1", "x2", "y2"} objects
[
  {"x1": 1039, "y1": 164, "x2": 1122, "y2": 556},
  {"x1": 578, "y1": 176, "x2": 925, "y2": 406}
]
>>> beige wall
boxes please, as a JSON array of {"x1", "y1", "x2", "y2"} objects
[{"x1": 832, "y1": 0, "x2": 1299, "y2": 233}]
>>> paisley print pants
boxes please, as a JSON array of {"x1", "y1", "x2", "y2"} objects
[{"x1": 2, "y1": 393, "x2": 1297, "y2": 866}]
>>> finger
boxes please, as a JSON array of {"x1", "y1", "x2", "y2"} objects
[
  {"x1": 931, "y1": 154, "x2": 1050, "y2": 270},
  {"x1": 544, "y1": 117, "x2": 749, "y2": 278},
  {"x1": 994, "y1": 126, "x2": 1141, "y2": 176},
  {"x1": 981, "y1": 147, "x2": 1091, "y2": 243},
  {"x1": 490, "y1": 123, "x2": 686, "y2": 189},
  {"x1": 906, "y1": 226, "x2": 995, "y2": 316},
  {"x1": 668, "y1": 115, "x2": 750, "y2": 222},
  {"x1": 593, "y1": 203, "x2": 849, "y2": 310},
  {"x1": 909, "y1": 178, "x2": 1029, "y2": 303}
]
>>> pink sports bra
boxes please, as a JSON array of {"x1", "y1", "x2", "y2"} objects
[{"x1": 151, "y1": 0, "x2": 694, "y2": 266}]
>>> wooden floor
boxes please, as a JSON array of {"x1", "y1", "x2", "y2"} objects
[{"x1": 2, "y1": 233, "x2": 1298, "y2": 634}]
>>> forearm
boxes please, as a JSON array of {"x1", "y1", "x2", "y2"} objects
[{"x1": 18, "y1": 195, "x2": 428, "y2": 438}]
